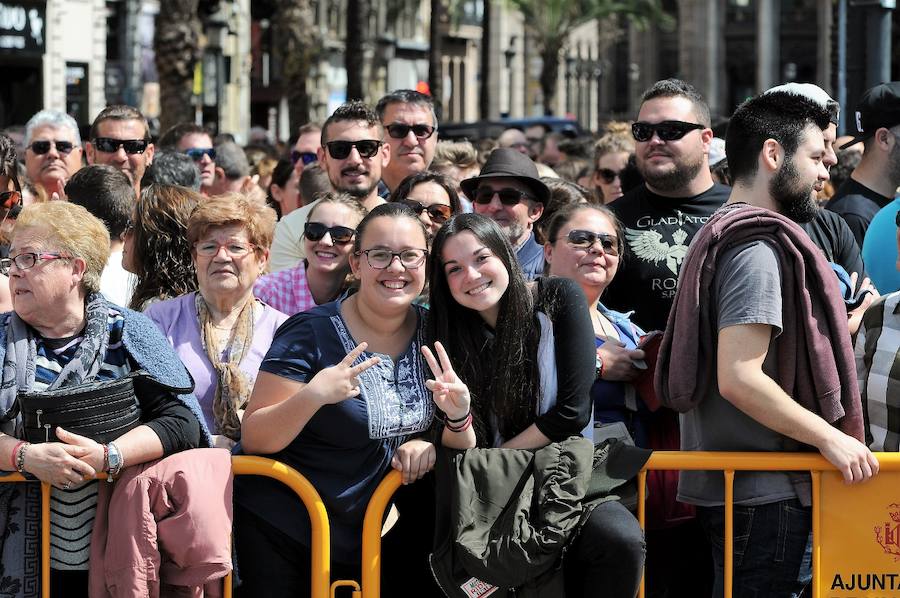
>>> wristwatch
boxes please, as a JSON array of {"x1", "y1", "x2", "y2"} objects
[
  {"x1": 595, "y1": 352, "x2": 604, "y2": 380},
  {"x1": 105, "y1": 442, "x2": 123, "y2": 482}
]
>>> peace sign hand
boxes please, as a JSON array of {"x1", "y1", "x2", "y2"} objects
[
  {"x1": 421, "y1": 342, "x2": 471, "y2": 421},
  {"x1": 306, "y1": 342, "x2": 381, "y2": 406}
]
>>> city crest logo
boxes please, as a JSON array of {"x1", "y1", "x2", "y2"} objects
[{"x1": 874, "y1": 503, "x2": 900, "y2": 560}]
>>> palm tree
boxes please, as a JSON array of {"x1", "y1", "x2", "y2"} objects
[
  {"x1": 345, "y1": 0, "x2": 368, "y2": 100},
  {"x1": 479, "y1": 0, "x2": 492, "y2": 119},
  {"x1": 154, "y1": 0, "x2": 201, "y2": 132},
  {"x1": 273, "y1": 0, "x2": 321, "y2": 131},
  {"x1": 428, "y1": 0, "x2": 445, "y2": 120},
  {"x1": 507, "y1": 0, "x2": 671, "y2": 115}
]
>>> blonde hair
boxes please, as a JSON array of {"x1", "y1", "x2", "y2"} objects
[
  {"x1": 307, "y1": 192, "x2": 368, "y2": 226},
  {"x1": 13, "y1": 201, "x2": 110, "y2": 294},
  {"x1": 187, "y1": 192, "x2": 277, "y2": 251},
  {"x1": 432, "y1": 140, "x2": 479, "y2": 171},
  {"x1": 594, "y1": 121, "x2": 635, "y2": 162}
]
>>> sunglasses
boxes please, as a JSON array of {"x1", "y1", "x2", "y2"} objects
[
  {"x1": 558, "y1": 230, "x2": 619, "y2": 255},
  {"x1": 400, "y1": 199, "x2": 452, "y2": 223},
  {"x1": 184, "y1": 147, "x2": 216, "y2": 161},
  {"x1": 304, "y1": 222, "x2": 356, "y2": 244},
  {"x1": 325, "y1": 140, "x2": 382, "y2": 160},
  {"x1": 291, "y1": 150, "x2": 318, "y2": 166},
  {"x1": 597, "y1": 168, "x2": 623, "y2": 184},
  {"x1": 631, "y1": 120, "x2": 705, "y2": 143},
  {"x1": 28, "y1": 140, "x2": 75, "y2": 155},
  {"x1": 385, "y1": 124, "x2": 435, "y2": 140},
  {"x1": 473, "y1": 187, "x2": 533, "y2": 206},
  {"x1": 93, "y1": 137, "x2": 149, "y2": 154},
  {"x1": 0, "y1": 190, "x2": 21, "y2": 211}
]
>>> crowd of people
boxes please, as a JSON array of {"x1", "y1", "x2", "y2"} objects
[{"x1": 0, "y1": 76, "x2": 897, "y2": 598}]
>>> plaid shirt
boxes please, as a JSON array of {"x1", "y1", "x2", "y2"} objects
[
  {"x1": 854, "y1": 290, "x2": 900, "y2": 451},
  {"x1": 254, "y1": 263, "x2": 317, "y2": 316}
]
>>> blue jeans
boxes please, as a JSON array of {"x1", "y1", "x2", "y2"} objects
[{"x1": 697, "y1": 499, "x2": 811, "y2": 598}]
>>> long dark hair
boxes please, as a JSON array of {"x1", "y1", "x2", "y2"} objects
[{"x1": 426, "y1": 213, "x2": 542, "y2": 445}]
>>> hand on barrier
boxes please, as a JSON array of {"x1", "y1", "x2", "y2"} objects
[
  {"x1": 306, "y1": 342, "x2": 381, "y2": 406},
  {"x1": 421, "y1": 341, "x2": 471, "y2": 421},
  {"x1": 391, "y1": 439, "x2": 435, "y2": 484},
  {"x1": 819, "y1": 429, "x2": 880, "y2": 484},
  {"x1": 22, "y1": 437, "x2": 97, "y2": 490},
  {"x1": 597, "y1": 340, "x2": 645, "y2": 382}
]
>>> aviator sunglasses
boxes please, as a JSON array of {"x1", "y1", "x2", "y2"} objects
[
  {"x1": 557, "y1": 229, "x2": 620, "y2": 256},
  {"x1": 631, "y1": 120, "x2": 705, "y2": 143},
  {"x1": 399, "y1": 199, "x2": 452, "y2": 223},
  {"x1": 325, "y1": 140, "x2": 382, "y2": 160},
  {"x1": 28, "y1": 140, "x2": 75, "y2": 155},
  {"x1": 93, "y1": 137, "x2": 149, "y2": 155},
  {"x1": 304, "y1": 222, "x2": 356, "y2": 244}
]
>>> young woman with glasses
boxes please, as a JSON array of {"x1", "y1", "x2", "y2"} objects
[
  {"x1": 237, "y1": 203, "x2": 470, "y2": 596},
  {"x1": 255, "y1": 192, "x2": 367, "y2": 316}
]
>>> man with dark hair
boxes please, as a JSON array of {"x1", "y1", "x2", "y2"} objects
[
  {"x1": 142, "y1": 151, "x2": 202, "y2": 191},
  {"x1": 269, "y1": 101, "x2": 389, "y2": 271},
  {"x1": 376, "y1": 89, "x2": 437, "y2": 192},
  {"x1": 298, "y1": 162, "x2": 332, "y2": 206},
  {"x1": 660, "y1": 91, "x2": 877, "y2": 597},
  {"x1": 290, "y1": 122, "x2": 322, "y2": 176},
  {"x1": 158, "y1": 122, "x2": 217, "y2": 194},
  {"x1": 65, "y1": 164, "x2": 137, "y2": 306},
  {"x1": 85, "y1": 104, "x2": 155, "y2": 198}
]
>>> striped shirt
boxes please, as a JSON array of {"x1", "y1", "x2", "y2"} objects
[
  {"x1": 854, "y1": 291, "x2": 900, "y2": 452},
  {"x1": 31, "y1": 309, "x2": 132, "y2": 570}
]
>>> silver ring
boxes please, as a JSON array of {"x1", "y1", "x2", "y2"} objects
[{"x1": 61, "y1": 483, "x2": 71, "y2": 490}]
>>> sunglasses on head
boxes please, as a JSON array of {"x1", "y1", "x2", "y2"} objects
[
  {"x1": 557, "y1": 230, "x2": 619, "y2": 255},
  {"x1": 325, "y1": 140, "x2": 382, "y2": 160},
  {"x1": 184, "y1": 147, "x2": 216, "y2": 161},
  {"x1": 473, "y1": 187, "x2": 533, "y2": 206},
  {"x1": 400, "y1": 199, "x2": 452, "y2": 223},
  {"x1": 304, "y1": 221, "x2": 356, "y2": 244},
  {"x1": 597, "y1": 168, "x2": 623, "y2": 184},
  {"x1": 93, "y1": 137, "x2": 149, "y2": 155},
  {"x1": 291, "y1": 150, "x2": 318, "y2": 166},
  {"x1": 631, "y1": 120, "x2": 705, "y2": 143},
  {"x1": 385, "y1": 123, "x2": 436, "y2": 140},
  {"x1": 29, "y1": 140, "x2": 75, "y2": 155}
]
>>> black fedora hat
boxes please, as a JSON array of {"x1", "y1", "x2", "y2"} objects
[{"x1": 460, "y1": 148, "x2": 550, "y2": 205}]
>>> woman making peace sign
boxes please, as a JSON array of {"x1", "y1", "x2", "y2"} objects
[{"x1": 235, "y1": 203, "x2": 470, "y2": 596}]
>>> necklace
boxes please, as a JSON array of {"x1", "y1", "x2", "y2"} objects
[{"x1": 591, "y1": 308, "x2": 618, "y2": 341}]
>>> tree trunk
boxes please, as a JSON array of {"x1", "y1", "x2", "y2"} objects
[
  {"x1": 345, "y1": 0, "x2": 367, "y2": 100},
  {"x1": 479, "y1": 0, "x2": 491, "y2": 119},
  {"x1": 428, "y1": 0, "x2": 444, "y2": 120},
  {"x1": 539, "y1": 37, "x2": 564, "y2": 116},
  {"x1": 274, "y1": 0, "x2": 320, "y2": 132},
  {"x1": 154, "y1": 0, "x2": 201, "y2": 132}
]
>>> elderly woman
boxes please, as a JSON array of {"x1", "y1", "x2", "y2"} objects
[
  {"x1": 146, "y1": 193, "x2": 287, "y2": 448},
  {"x1": 0, "y1": 201, "x2": 206, "y2": 595},
  {"x1": 124, "y1": 184, "x2": 200, "y2": 311},
  {"x1": 389, "y1": 171, "x2": 461, "y2": 240}
]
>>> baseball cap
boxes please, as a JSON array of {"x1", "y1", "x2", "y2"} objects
[{"x1": 840, "y1": 81, "x2": 900, "y2": 149}]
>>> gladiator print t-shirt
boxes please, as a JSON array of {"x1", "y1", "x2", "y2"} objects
[{"x1": 604, "y1": 183, "x2": 731, "y2": 331}]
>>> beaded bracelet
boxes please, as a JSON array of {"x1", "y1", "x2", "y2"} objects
[
  {"x1": 9, "y1": 440, "x2": 26, "y2": 471},
  {"x1": 15, "y1": 443, "x2": 29, "y2": 474}
]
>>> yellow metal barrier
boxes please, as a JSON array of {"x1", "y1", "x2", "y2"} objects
[{"x1": 359, "y1": 452, "x2": 900, "y2": 598}]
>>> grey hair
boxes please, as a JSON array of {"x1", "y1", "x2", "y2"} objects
[
  {"x1": 143, "y1": 151, "x2": 202, "y2": 191},
  {"x1": 375, "y1": 89, "x2": 439, "y2": 131},
  {"x1": 214, "y1": 141, "x2": 250, "y2": 179},
  {"x1": 24, "y1": 110, "x2": 82, "y2": 146}
]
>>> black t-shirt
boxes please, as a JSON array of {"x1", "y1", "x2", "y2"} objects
[
  {"x1": 826, "y1": 178, "x2": 893, "y2": 248},
  {"x1": 604, "y1": 182, "x2": 731, "y2": 331},
  {"x1": 800, "y1": 209, "x2": 866, "y2": 280}
]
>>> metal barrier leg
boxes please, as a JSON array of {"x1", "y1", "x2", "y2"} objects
[
  {"x1": 811, "y1": 471, "x2": 821, "y2": 598},
  {"x1": 637, "y1": 470, "x2": 647, "y2": 598},
  {"x1": 360, "y1": 470, "x2": 402, "y2": 598},
  {"x1": 724, "y1": 470, "x2": 734, "y2": 598}
]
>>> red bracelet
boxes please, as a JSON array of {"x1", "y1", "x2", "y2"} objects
[
  {"x1": 10, "y1": 440, "x2": 25, "y2": 471},
  {"x1": 446, "y1": 413, "x2": 473, "y2": 433}
]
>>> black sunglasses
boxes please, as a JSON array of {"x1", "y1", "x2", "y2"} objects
[
  {"x1": 385, "y1": 124, "x2": 436, "y2": 140},
  {"x1": 400, "y1": 199, "x2": 452, "y2": 223},
  {"x1": 93, "y1": 137, "x2": 149, "y2": 154},
  {"x1": 559, "y1": 230, "x2": 620, "y2": 256},
  {"x1": 325, "y1": 140, "x2": 382, "y2": 160},
  {"x1": 291, "y1": 150, "x2": 318, "y2": 166},
  {"x1": 304, "y1": 222, "x2": 356, "y2": 244},
  {"x1": 29, "y1": 140, "x2": 75, "y2": 155},
  {"x1": 184, "y1": 147, "x2": 216, "y2": 161},
  {"x1": 473, "y1": 187, "x2": 533, "y2": 206},
  {"x1": 597, "y1": 168, "x2": 623, "y2": 184},
  {"x1": 631, "y1": 120, "x2": 705, "y2": 143}
]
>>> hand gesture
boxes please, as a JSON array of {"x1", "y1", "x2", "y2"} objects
[
  {"x1": 305, "y1": 342, "x2": 381, "y2": 406},
  {"x1": 421, "y1": 342, "x2": 470, "y2": 421}
]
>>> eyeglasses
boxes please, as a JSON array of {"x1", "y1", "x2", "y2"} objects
[
  {"x1": 324, "y1": 140, "x2": 382, "y2": 160},
  {"x1": 291, "y1": 150, "x2": 318, "y2": 166},
  {"x1": 28, "y1": 140, "x2": 76, "y2": 155},
  {"x1": 0, "y1": 252, "x2": 71, "y2": 274},
  {"x1": 184, "y1": 147, "x2": 216, "y2": 161},
  {"x1": 93, "y1": 137, "x2": 149, "y2": 155},
  {"x1": 555, "y1": 230, "x2": 619, "y2": 256},
  {"x1": 399, "y1": 200, "x2": 452, "y2": 223},
  {"x1": 194, "y1": 241, "x2": 256, "y2": 258},
  {"x1": 473, "y1": 187, "x2": 533, "y2": 206},
  {"x1": 631, "y1": 120, "x2": 705, "y2": 143},
  {"x1": 304, "y1": 222, "x2": 356, "y2": 244},
  {"x1": 385, "y1": 124, "x2": 436, "y2": 140},
  {"x1": 597, "y1": 168, "x2": 624, "y2": 184},
  {"x1": 357, "y1": 248, "x2": 427, "y2": 269}
]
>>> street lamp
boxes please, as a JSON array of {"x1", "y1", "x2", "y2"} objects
[{"x1": 504, "y1": 36, "x2": 517, "y2": 116}]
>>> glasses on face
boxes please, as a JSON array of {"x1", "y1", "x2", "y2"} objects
[
  {"x1": 597, "y1": 168, "x2": 623, "y2": 184},
  {"x1": 557, "y1": 230, "x2": 619, "y2": 255},
  {"x1": 385, "y1": 124, "x2": 436, "y2": 140},
  {"x1": 93, "y1": 137, "x2": 149, "y2": 155},
  {"x1": 473, "y1": 187, "x2": 533, "y2": 206},
  {"x1": 0, "y1": 252, "x2": 71, "y2": 275},
  {"x1": 357, "y1": 248, "x2": 428, "y2": 269},
  {"x1": 304, "y1": 222, "x2": 356, "y2": 244},
  {"x1": 400, "y1": 200, "x2": 452, "y2": 223},
  {"x1": 28, "y1": 140, "x2": 75, "y2": 155},
  {"x1": 631, "y1": 120, "x2": 705, "y2": 143},
  {"x1": 184, "y1": 147, "x2": 216, "y2": 162},
  {"x1": 194, "y1": 240, "x2": 256, "y2": 258},
  {"x1": 291, "y1": 150, "x2": 318, "y2": 166},
  {"x1": 325, "y1": 140, "x2": 382, "y2": 160}
]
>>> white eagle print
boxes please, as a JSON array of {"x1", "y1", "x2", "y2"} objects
[{"x1": 625, "y1": 227, "x2": 689, "y2": 276}]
